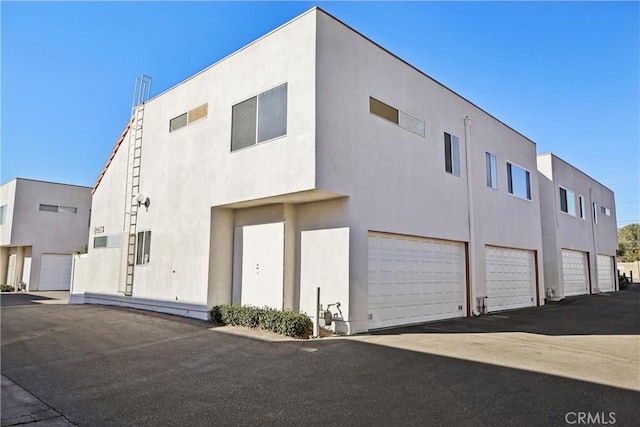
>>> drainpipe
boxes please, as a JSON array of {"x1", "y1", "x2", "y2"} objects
[
  {"x1": 589, "y1": 187, "x2": 599, "y2": 293},
  {"x1": 463, "y1": 116, "x2": 480, "y2": 316}
]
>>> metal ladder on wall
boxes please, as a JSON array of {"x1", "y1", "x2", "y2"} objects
[{"x1": 123, "y1": 74, "x2": 152, "y2": 296}]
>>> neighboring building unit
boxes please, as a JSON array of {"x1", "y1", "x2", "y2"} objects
[
  {"x1": 72, "y1": 8, "x2": 614, "y2": 334},
  {"x1": 1, "y1": 178, "x2": 92, "y2": 291},
  {"x1": 537, "y1": 153, "x2": 618, "y2": 298}
]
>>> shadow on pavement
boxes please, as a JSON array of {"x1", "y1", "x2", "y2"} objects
[
  {"x1": 368, "y1": 284, "x2": 640, "y2": 336},
  {"x1": 1, "y1": 293, "x2": 57, "y2": 307}
]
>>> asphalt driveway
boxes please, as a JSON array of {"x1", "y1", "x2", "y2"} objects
[{"x1": 1, "y1": 287, "x2": 639, "y2": 426}]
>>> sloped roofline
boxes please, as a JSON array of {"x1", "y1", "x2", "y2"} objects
[{"x1": 93, "y1": 118, "x2": 133, "y2": 194}]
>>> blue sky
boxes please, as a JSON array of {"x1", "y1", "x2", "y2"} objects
[{"x1": 1, "y1": 1, "x2": 638, "y2": 227}]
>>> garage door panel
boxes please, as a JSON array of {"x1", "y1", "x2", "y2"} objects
[
  {"x1": 562, "y1": 249, "x2": 589, "y2": 296},
  {"x1": 39, "y1": 254, "x2": 72, "y2": 291},
  {"x1": 597, "y1": 255, "x2": 614, "y2": 292},
  {"x1": 368, "y1": 232, "x2": 466, "y2": 330},
  {"x1": 485, "y1": 246, "x2": 536, "y2": 312}
]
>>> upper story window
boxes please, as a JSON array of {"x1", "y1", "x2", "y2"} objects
[
  {"x1": 507, "y1": 162, "x2": 531, "y2": 200},
  {"x1": 169, "y1": 103, "x2": 208, "y2": 132},
  {"x1": 601, "y1": 206, "x2": 611, "y2": 216},
  {"x1": 39, "y1": 204, "x2": 77, "y2": 214},
  {"x1": 231, "y1": 83, "x2": 287, "y2": 151},
  {"x1": 0, "y1": 204, "x2": 7, "y2": 225},
  {"x1": 369, "y1": 97, "x2": 425, "y2": 137},
  {"x1": 579, "y1": 195, "x2": 586, "y2": 219},
  {"x1": 444, "y1": 133, "x2": 460, "y2": 176},
  {"x1": 485, "y1": 152, "x2": 497, "y2": 189},
  {"x1": 559, "y1": 187, "x2": 576, "y2": 216},
  {"x1": 592, "y1": 202, "x2": 598, "y2": 224}
]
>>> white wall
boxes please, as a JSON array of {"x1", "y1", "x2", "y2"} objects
[
  {"x1": 0, "y1": 179, "x2": 91, "y2": 290},
  {"x1": 537, "y1": 153, "x2": 618, "y2": 296}
]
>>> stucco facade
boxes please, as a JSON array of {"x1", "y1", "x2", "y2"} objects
[
  {"x1": 537, "y1": 154, "x2": 618, "y2": 298},
  {"x1": 74, "y1": 8, "x2": 615, "y2": 334},
  {"x1": 1, "y1": 178, "x2": 92, "y2": 291}
]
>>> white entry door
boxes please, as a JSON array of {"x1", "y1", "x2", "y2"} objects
[
  {"x1": 368, "y1": 232, "x2": 467, "y2": 330},
  {"x1": 39, "y1": 254, "x2": 72, "y2": 291},
  {"x1": 241, "y1": 222, "x2": 284, "y2": 309},
  {"x1": 597, "y1": 255, "x2": 615, "y2": 292},
  {"x1": 485, "y1": 246, "x2": 536, "y2": 312},
  {"x1": 6, "y1": 254, "x2": 17, "y2": 287},
  {"x1": 561, "y1": 249, "x2": 589, "y2": 296}
]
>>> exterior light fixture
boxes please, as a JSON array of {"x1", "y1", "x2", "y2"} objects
[{"x1": 136, "y1": 193, "x2": 150, "y2": 210}]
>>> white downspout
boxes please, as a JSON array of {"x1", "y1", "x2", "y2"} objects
[{"x1": 464, "y1": 116, "x2": 480, "y2": 316}]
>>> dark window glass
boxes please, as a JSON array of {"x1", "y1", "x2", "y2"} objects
[
  {"x1": 370, "y1": 97, "x2": 399, "y2": 124},
  {"x1": 231, "y1": 97, "x2": 257, "y2": 151}
]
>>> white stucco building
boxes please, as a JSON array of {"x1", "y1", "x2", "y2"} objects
[
  {"x1": 1, "y1": 178, "x2": 92, "y2": 291},
  {"x1": 537, "y1": 153, "x2": 618, "y2": 298},
  {"x1": 73, "y1": 8, "x2": 616, "y2": 334}
]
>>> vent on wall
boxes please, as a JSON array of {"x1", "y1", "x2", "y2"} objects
[{"x1": 170, "y1": 103, "x2": 208, "y2": 132}]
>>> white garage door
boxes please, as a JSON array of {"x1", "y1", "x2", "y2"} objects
[
  {"x1": 597, "y1": 255, "x2": 615, "y2": 292},
  {"x1": 561, "y1": 249, "x2": 589, "y2": 296},
  {"x1": 39, "y1": 254, "x2": 72, "y2": 291},
  {"x1": 485, "y1": 246, "x2": 536, "y2": 312},
  {"x1": 368, "y1": 232, "x2": 466, "y2": 330}
]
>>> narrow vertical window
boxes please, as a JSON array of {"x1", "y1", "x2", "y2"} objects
[
  {"x1": 136, "y1": 230, "x2": 151, "y2": 265},
  {"x1": 0, "y1": 204, "x2": 7, "y2": 225},
  {"x1": 579, "y1": 196, "x2": 586, "y2": 219},
  {"x1": 444, "y1": 133, "x2": 460, "y2": 176},
  {"x1": 592, "y1": 203, "x2": 598, "y2": 224},
  {"x1": 486, "y1": 152, "x2": 497, "y2": 189}
]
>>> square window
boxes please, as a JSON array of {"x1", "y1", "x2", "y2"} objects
[
  {"x1": 445, "y1": 133, "x2": 460, "y2": 176},
  {"x1": 94, "y1": 236, "x2": 108, "y2": 248},
  {"x1": 169, "y1": 113, "x2": 188, "y2": 132},
  {"x1": 507, "y1": 162, "x2": 531, "y2": 200},
  {"x1": 486, "y1": 152, "x2": 497, "y2": 189},
  {"x1": 231, "y1": 83, "x2": 288, "y2": 151}
]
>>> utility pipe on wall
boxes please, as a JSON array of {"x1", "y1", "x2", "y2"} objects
[
  {"x1": 463, "y1": 116, "x2": 480, "y2": 316},
  {"x1": 313, "y1": 287, "x2": 320, "y2": 338}
]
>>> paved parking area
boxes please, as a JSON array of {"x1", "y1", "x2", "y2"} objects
[{"x1": 1, "y1": 287, "x2": 639, "y2": 426}]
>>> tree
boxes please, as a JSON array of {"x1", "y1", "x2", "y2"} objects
[{"x1": 617, "y1": 224, "x2": 640, "y2": 262}]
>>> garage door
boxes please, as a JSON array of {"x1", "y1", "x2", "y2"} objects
[
  {"x1": 485, "y1": 246, "x2": 536, "y2": 312},
  {"x1": 368, "y1": 232, "x2": 466, "y2": 330},
  {"x1": 561, "y1": 249, "x2": 589, "y2": 296},
  {"x1": 597, "y1": 255, "x2": 615, "y2": 292},
  {"x1": 39, "y1": 254, "x2": 72, "y2": 291}
]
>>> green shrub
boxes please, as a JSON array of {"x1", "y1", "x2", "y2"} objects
[
  {"x1": 1, "y1": 284, "x2": 15, "y2": 292},
  {"x1": 210, "y1": 304, "x2": 312, "y2": 338}
]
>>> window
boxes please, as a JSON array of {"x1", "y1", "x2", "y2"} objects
[
  {"x1": 370, "y1": 97, "x2": 398, "y2": 123},
  {"x1": 592, "y1": 202, "x2": 598, "y2": 224},
  {"x1": 444, "y1": 133, "x2": 460, "y2": 176},
  {"x1": 369, "y1": 97, "x2": 425, "y2": 136},
  {"x1": 601, "y1": 206, "x2": 611, "y2": 216},
  {"x1": 93, "y1": 234, "x2": 122, "y2": 249},
  {"x1": 507, "y1": 162, "x2": 531, "y2": 200},
  {"x1": 579, "y1": 196, "x2": 586, "y2": 219},
  {"x1": 59, "y1": 206, "x2": 77, "y2": 214},
  {"x1": 170, "y1": 113, "x2": 187, "y2": 132},
  {"x1": 136, "y1": 230, "x2": 151, "y2": 265},
  {"x1": 0, "y1": 205, "x2": 7, "y2": 225},
  {"x1": 231, "y1": 83, "x2": 287, "y2": 151},
  {"x1": 39, "y1": 204, "x2": 58, "y2": 212},
  {"x1": 170, "y1": 103, "x2": 209, "y2": 132},
  {"x1": 559, "y1": 187, "x2": 576, "y2": 216},
  {"x1": 485, "y1": 152, "x2": 498, "y2": 189},
  {"x1": 94, "y1": 236, "x2": 108, "y2": 248}
]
